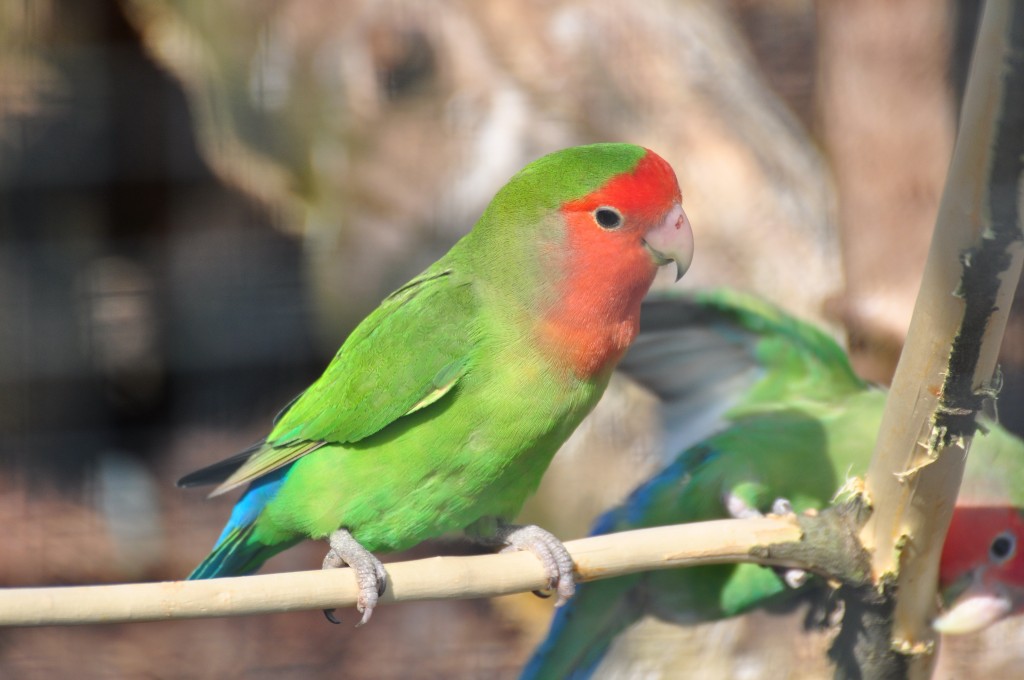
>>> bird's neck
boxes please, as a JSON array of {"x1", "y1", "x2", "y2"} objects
[{"x1": 535, "y1": 253, "x2": 657, "y2": 380}]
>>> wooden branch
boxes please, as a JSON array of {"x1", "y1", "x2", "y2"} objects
[
  {"x1": 853, "y1": 1, "x2": 1024, "y2": 677},
  {"x1": 0, "y1": 517, "x2": 800, "y2": 627}
]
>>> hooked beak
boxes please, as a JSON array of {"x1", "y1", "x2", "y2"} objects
[
  {"x1": 642, "y1": 202, "x2": 694, "y2": 282},
  {"x1": 933, "y1": 574, "x2": 1021, "y2": 634}
]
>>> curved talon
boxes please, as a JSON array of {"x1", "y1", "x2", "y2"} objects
[
  {"x1": 532, "y1": 589, "x2": 553, "y2": 599},
  {"x1": 324, "y1": 609, "x2": 342, "y2": 624}
]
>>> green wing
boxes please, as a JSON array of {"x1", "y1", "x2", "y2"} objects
[
  {"x1": 626, "y1": 288, "x2": 864, "y2": 403},
  {"x1": 620, "y1": 288, "x2": 866, "y2": 457},
  {"x1": 211, "y1": 264, "x2": 479, "y2": 495}
]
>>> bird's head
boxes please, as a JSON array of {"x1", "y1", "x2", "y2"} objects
[{"x1": 935, "y1": 505, "x2": 1024, "y2": 634}]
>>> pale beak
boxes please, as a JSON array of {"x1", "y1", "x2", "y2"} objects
[
  {"x1": 642, "y1": 202, "x2": 694, "y2": 281},
  {"x1": 933, "y1": 575, "x2": 1017, "y2": 634}
]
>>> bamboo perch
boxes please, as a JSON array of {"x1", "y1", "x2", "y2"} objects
[
  {"x1": 854, "y1": 1, "x2": 1024, "y2": 678},
  {"x1": 0, "y1": 516, "x2": 800, "y2": 627}
]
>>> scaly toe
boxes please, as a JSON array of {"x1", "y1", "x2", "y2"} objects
[
  {"x1": 725, "y1": 493, "x2": 761, "y2": 519},
  {"x1": 495, "y1": 523, "x2": 576, "y2": 607},
  {"x1": 783, "y1": 568, "x2": 809, "y2": 589},
  {"x1": 321, "y1": 529, "x2": 388, "y2": 627},
  {"x1": 771, "y1": 497, "x2": 795, "y2": 516},
  {"x1": 553, "y1": 572, "x2": 576, "y2": 608}
]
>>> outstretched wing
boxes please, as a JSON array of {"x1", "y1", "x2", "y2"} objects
[{"x1": 620, "y1": 288, "x2": 864, "y2": 457}]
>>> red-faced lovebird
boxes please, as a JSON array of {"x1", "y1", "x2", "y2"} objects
[
  {"x1": 178, "y1": 143, "x2": 695, "y2": 625},
  {"x1": 522, "y1": 289, "x2": 1024, "y2": 679}
]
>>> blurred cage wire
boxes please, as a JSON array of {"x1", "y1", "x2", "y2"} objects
[{"x1": 0, "y1": 0, "x2": 1022, "y2": 678}]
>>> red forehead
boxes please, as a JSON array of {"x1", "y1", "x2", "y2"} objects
[{"x1": 561, "y1": 149, "x2": 681, "y2": 222}]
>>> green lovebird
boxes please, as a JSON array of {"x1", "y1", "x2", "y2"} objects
[
  {"x1": 522, "y1": 289, "x2": 1024, "y2": 679},
  {"x1": 179, "y1": 143, "x2": 695, "y2": 624}
]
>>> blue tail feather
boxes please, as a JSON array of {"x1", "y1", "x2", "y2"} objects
[{"x1": 188, "y1": 466, "x2": 295, "y2": 579}]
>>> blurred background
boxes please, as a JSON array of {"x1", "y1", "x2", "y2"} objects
[{"x1": 1, "y1": 0, "x2": 1022, "y2": 677}]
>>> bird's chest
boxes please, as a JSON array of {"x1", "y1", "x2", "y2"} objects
[
  {"x1": 535, "y1": 315, "x2": 638, "y2": 380},
  {"x1": 453, "y1": 352, "x2": 608, "y2": 484}
]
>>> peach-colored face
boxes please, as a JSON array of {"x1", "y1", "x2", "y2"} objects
[
  {"x1": 941, "y1": 506, "x2": 1024, "y2": 592},
  {"x1": 558, "y1": 148, "x2": 691, "y2": 285},
  {"x1": 538, "y1": 149, "x2": 693, "y2": 378}
]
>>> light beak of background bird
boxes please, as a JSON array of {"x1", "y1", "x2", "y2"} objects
[
  {"x1": 642, "y1": 202, "x2": 694, "y2": 281},
  {"x1": 933, "y1": 574, "x2": 1018, "y2": 634}
]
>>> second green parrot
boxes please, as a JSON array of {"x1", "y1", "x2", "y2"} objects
[{"x1": 522, "y1": 289, "x2": 1024, "y2": 678}]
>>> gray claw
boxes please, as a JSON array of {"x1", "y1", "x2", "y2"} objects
[
  {"x1": 724, "y1": 496, "x2": 806, "y2": 590},
  {"x1": 322, "y1": 529, "x2": 388, "y2": 626},
  {"x1": 771, "y1": 498, "x2": 795, "y2": 516},
  {"x1": 725, "y1": 494, "x2": 797, "y2": 519},
  {"x1": 724, "y1": 493, "x2": 761, "y2": 519},
  {"x1": 495, "y1": 523, "x2": 576, "y2": 607},
  {"x1": 783, "y1": 568, "x2": 809, "y2": 588}
]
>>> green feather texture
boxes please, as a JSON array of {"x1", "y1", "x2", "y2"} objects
[
  {"x1": 477, "y1": 144, "x2": 647, "y2": 227},
  {"x1": 522, "y1": 288, "x2": 1024, "y2": 680},
  {"x1": 460, "y1": 143, "x2": 648, "y2": 297},
  {"x1": 181, "y1": 143, "x2": 678, "y2": 579}
]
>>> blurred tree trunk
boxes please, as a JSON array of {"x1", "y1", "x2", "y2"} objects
[{"x1": 816, "y1": 0, "x2": 957, "y2": 384}]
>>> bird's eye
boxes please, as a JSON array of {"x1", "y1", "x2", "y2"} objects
[
  {"x1": 593, "y1": 207, "x2": 623, "y2": 229},
  {"x1": 990, "y1": 531, "x2": 1017, "y2": 564}
]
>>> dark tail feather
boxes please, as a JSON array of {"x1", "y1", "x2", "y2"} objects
[
  {"x1": 178, "y1": 388, "x2": 307, "y2": 489},
  {"x1": 177, "y1": 442, "x2": 264, "y2": 489}
]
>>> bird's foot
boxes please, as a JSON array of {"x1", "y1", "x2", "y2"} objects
[
  {"x1": 321, "y1": 529, "x2": 387, "y2": 626},
  {"x1": 724, "y1": 493, "x2": 796, "y2": 520},
  {"x1": 495, "y1": 523, "x2": 576, "y2": 607},
  {"x1": 770, "y1": 497, "x2": 794, "y2": 516},
  {"x1": 725, "y1": 494, "x2": 807, "y2": 588},
  {"x1": 766, "y1": 498, "x2": 807, "y2": 586},
  {"x1": 782, "y1": 567, "x2": 809, "y2": 589},
  {"x1": 724, "y1": 493, "x2": 762, "y2": 519}
]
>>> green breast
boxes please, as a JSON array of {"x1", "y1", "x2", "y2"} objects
[{"x1": 255, "y1": 336, "x2": 608, "y2": 552}]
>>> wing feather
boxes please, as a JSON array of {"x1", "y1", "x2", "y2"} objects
[{"x1": 186, "y1": 263, "x2": 479, "y2": 495}]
